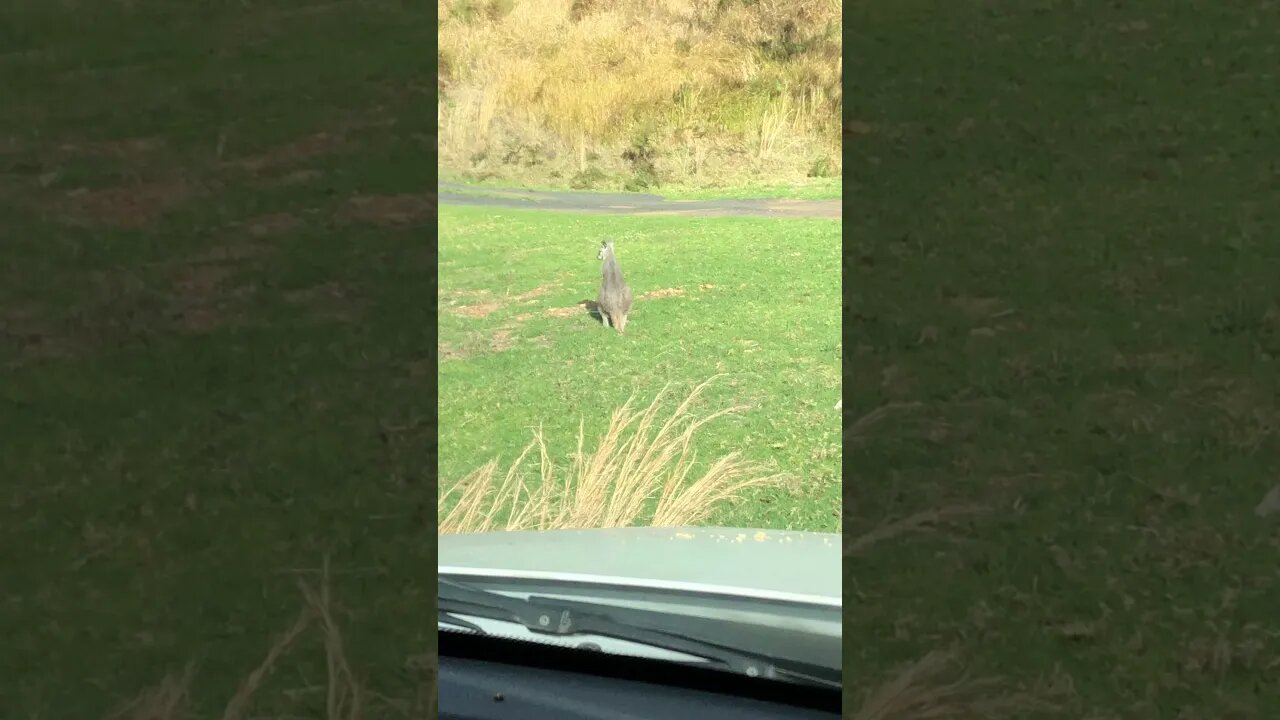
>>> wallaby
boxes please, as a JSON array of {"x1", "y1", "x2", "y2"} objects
[{"x1": 596, "y1": 240, "x2": 634, "y2": 334}]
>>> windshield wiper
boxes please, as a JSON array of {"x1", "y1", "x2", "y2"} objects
[{"x1": 438, "y1": 578, "x2": 840, "y2": 690}]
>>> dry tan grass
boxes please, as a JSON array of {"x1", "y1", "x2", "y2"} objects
[
  {"x1": 439, "y1": 375, "x2": 788, "y2": 533},
  {"x1": 109, "y1": 560, "x2": 427, "y2": 720},
  {"x1": 848, "y1": 526, "x2": 1059, "y2": 719},
  {"x1": 851, "y1": 650, "x2": 1051, "y2": 720},
  {"x1": 106, "y1": 663, "x2": 196, "y2": 720},
  {"x1": 847, "y1": 470, "x2": 1053, "y2": 717},
  {"x1": 846, "y1": 506, "x2": 988, "y2": 558},
  {"x1": 438, "y1": 0, "x2": 841, "y2": 187},
  {"x1": 845, "y1": 402, "x2": 923, "y2": 447}
]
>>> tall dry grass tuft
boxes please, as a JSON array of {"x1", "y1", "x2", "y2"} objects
[
  {"x1": 107, "y1": 663, "x2": 196, "y2": 720},
  {"x1": 439, "y1": 376, "x2": 788, "y2": 533},
  {"x1": 845, "y1": 506, "x2": 988, "y2": 558},
  {"x1": 848, "y1": 519, "x2": 1058, "y2": 719},
  {"x1": 110, "y1": 560, "x2": 420, "y2": 720},
  {"x1": 852, "y1": 650, "x2": 1052, "y2": 720},
  {"x1": 847, "y1": 434, "x2": 1055, "y2": 718}
]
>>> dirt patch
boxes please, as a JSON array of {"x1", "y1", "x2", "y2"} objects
[
  {"x1": 167, "y1": 264, "x2": 242, "y2": 333},
  {"x1": 491, "y1": 328, "x2": 516, "y2": 352},
  {"x1": 55, "y1": 137, "x2": 166, "y2": 162},
  {"x1": 263, "y1": 169, "x2": 324, "y2": 188},
  {"x1": 845, "y1": 120, "x2": 875, "y2": 136},
  {"x1": 59, "y1": 179, "x2": 194, "y2": 229},
  {"x1": 440, "y1": 289, "x2": 491, "y2": 300},
  {"x1": 337, "y1": 193, "x2": 435, "y2": 227},
  {"x1": 453, "y1": 302, "x2": 502, "y2": 318},
  {"x1": 439, "y1": 342, "x2": 469, "y2": 362},
  {"x1": 1, "y1": 305, "x2": 74, "y2": 367},
  {"x1": 511, "y1": 285, "x2": 552, "y2": 301},
  {"x1": 404, "y1": 358, "x2": 432, "y2": 377},
  {"x1": 951, "y1": 296, "x2": 1007, "y2": 319},
  {"x1": 640, "y1": 287, "x2": 685, "y2": 299},
  {"x1": 284, "y1": 282, "x2": 366, "y2": 323},
  {"x1": 233, "y1": 131, "x2": 347, "y2": 174},
  {"x1": 544, "y1": 306, "x2": 582, "y2": 318},
  {"x1": 439, "y1": 331, "x2": 515, "y2": 362},
  {"x1": 185, "y1": 240, "x2": 272, "y2": 265},
  {"x1": 240, "y1": 211, "x2": 301, "y2": 239},
  {"x1": 160, "y1": 233, "x2": 273, "y2": 333},
  {"x1": 227, "y1": 114, "x2": 398, "y2": 177}
]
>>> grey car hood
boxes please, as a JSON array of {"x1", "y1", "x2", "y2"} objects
[{"x1": 438, "y1": 526, "x2": 840, "y2": 607}]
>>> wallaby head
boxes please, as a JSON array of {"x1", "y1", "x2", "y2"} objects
[{"x1": 597, "y1": 240, "x2": 615, "y2": 261}]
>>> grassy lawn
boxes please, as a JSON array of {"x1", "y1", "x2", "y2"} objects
[
  {"x1": 849, "y1": 1, "x2": 1280, "y2": 717},
  {"x1": 0, "y1": 1, "x2": 432, "y2": 716},
  {"x1": 437, "y1": 204, "x2": 841, "y2": 532},
  {"x1": 439, "y1": 173, "x2": 843, "y2": 201}
]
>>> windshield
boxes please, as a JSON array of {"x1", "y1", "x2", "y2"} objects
[
  {"x1": 436, "y1": 525, "x2": 842, "y2": 689},
  {"x1": 437, "y1": 569, "x2": 841, "y2": 689}
]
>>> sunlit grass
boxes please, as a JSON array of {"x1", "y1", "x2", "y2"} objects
[{"x1": 440, "y1": 376, "x2": 789, "y2": 533}]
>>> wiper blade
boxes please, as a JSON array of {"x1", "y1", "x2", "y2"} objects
[
  {"x1": 438, "y1": 579, "x2": 840, "y2": 690},
  {"x1": 438, "y1": 609, "x2": 484, "y2": 632}
]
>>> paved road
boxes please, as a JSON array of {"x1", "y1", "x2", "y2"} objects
[{"x1": 438, "y1": 181, "x2": 840, "y2": 220}]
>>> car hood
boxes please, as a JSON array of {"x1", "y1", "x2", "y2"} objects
[{"x1": 438, "y1": 526, "x2": 840, "y2": 607}]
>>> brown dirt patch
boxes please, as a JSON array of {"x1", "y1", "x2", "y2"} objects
[
  {"x1": 440, "y1": 325, "x2": 525, "y2": 361},
  {"x1": 439, "y1": 343, "x2": 469, "y2": 362},
  {"x1": 227, "y1": 114, "x2": 397, "y2": 177},
  {"x1": 1, "y1": 305, "x2": 74, "y2": 367},
  {"x1": 640, "y1": 287, "x2": 685, "y2": 299},
  {"x1": 511, "y1": 285, "x2": 552, "y2": 301},
  {"x1": 544, "y1": 306, "x2": 584, "y2": 318},
  {"x1": 160, "y1": 234, "x2": 273, "y2": 333},
  {"x1": 55, "y1": 137, "x2": 166, "y2": 162},
  {"x1": 284, "y1": 282, "x2": 366, "y2": 323},
  {"x1": 337, "y1": 193, "x2": 435, "y2": 227},
  {"x1": 491, "y1": 328, "x2": 515, "y2": 352},
  {"x1": 845, "y1": 120, "x2": 875, "y2": 136},
  {"x1": 233, "y1": 131, "x2": 347, "y2": 174},
  {"x1": 59, "y1": 179, "x2": 194, "y2": 229},
  {"x1": 167, "y1": 264, "x2": 244, "y2": 333},
  {"x1": 453, "y1": 302, "x2": 502, "y2": 318},
  {"x1": 951, "y1": 296, "x2": 1007, "y2": 319},
  {"x1": 185, "y1": 240, "x2": 272, "y2": 265},
  {"x1": 238, "y1": 211, "x2": 302, "y2": 239},
  {"x1": 440, "y1": 289, "x2": 491, "y2": 300},
  {"x1": 264, "y1": 169, "x2": 324, "y2": 187}
]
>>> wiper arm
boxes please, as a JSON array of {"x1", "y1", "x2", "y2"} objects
[{"x1": 438, "y1": 579, "x2": 840, "y2": 690}]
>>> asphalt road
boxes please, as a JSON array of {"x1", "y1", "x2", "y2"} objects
[{"x1": 438, "y1": 181, "x2": 841, "y2": 220}]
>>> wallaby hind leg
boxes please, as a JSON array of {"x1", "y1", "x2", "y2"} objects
[{"x1": 602, "y1": 313, "x2": 611, "y2": 328}]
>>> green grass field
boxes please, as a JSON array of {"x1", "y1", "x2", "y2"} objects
[
  {"x1": 849, "y1": 2, "x2": 1280, "y2": 717},
  {"x1": 438, "y1": 205, "x2": 841, "y2": 532},
  {"x1": 439, "y1": 173, "x2": 844, "y2": 201},
  {"x1": 1, "y1": 1, "x2": 432, "y2": 716}
]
